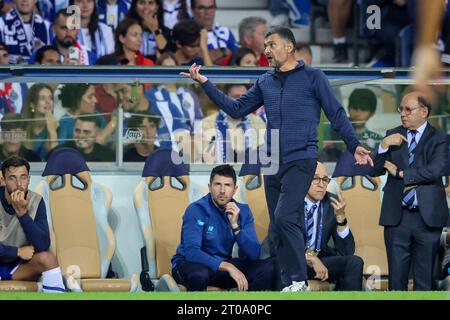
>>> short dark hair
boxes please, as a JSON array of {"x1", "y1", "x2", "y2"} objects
[
  {"x1": 75, "y1": 114, "x2": 102, "y2": 128},
  {"x1": 418, "y1": 95, "x2": 432, "y2": 117},
  {"x1": 348, "y1": 88, "x2": 377, "y2": 113},
  {"x1": 0, "y1": 41, "x2": 7, "y2": 52},
  {"x1": 1, "y1": 155, "x2": 30, "y2": 177},
  {"x1": 210, "y1": 164, "x2": 236, "y2": 185},
  {"x1": 0, "y1": 113, "x2": 26, "y2": 131},
  {"x1": 34, "y1": 45, "x2": 60, "y2": 64},
  {"x1": 295, "y1": 42, "x2": 312, "y2": 55},
  {"x1": 54, "y1": 8, "x2": 71, "y2": 21},
  {"x1": 172, "y1": 20, "x2": 202, "y2": 46},
  {"x1": 128, "y1": 111, "x2": 160, "y2": 129},
  {"x1": 265, "y1": 27, "x2": 296, "y2": 50},
  {"x1": 59, "y1": 83, "x2": 91, "y2": 112}
]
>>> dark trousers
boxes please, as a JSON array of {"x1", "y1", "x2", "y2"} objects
[
  {"x1": 264, "y1": 159, "x2": 317, "y2": 286},
  {"x1": 172, "y1": 258, "x2": 274, "y2": 291},
  {"x1": 384, "y1": 207, "x2": 441, "y2": 291},
  {"x1": 306, "y1": 255, "x2": 364, "y2": 291}
]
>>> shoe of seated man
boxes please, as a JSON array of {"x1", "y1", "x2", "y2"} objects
[{"x1": 281, "y1": 280, "x2": 311, "y2": 292}]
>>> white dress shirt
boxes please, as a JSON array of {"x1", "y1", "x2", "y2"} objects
[{"x1": 304, "y1": 197, "x2": 349, "y2": 251}]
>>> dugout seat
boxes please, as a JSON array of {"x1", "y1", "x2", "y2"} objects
[
  {"x1": 35, "y1": 148, "x2": 138, "y2": 292},
  {"x1": 133, "y1": 149, "x2": 222, "y2": 291},
  {"x1": 238, "y1": 163, "x2": 269, "y2": 244},
  {"x1": 333, "y1": 151, "x2": 388, "y2": 290},
  {"x1": 0, "y1": 281, "x2": 39, "y2": 292}
]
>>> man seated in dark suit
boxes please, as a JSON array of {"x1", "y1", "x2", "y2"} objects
[
  {"x1": 300, "y1": 161, "x2": 364, "y2": 291},
  {"x1": 370, "y1": 91, "x2": 449, "y2": 290}
]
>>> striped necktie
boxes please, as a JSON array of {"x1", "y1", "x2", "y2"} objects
[
  {"x1": 402, "y1": 130, "x2": 417, "y2": 208},
  {"x1": 305, "y1": 202, "x2": 318, "y2": 249}
]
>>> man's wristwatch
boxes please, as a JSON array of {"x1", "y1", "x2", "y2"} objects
[
  {"x1": 153, "y1": 28, "x2": 162, "y2": 36},
  {"x1": 232, "y1": 225, "x2": 240, "y2": 233},
  {"x1": 337, "y1": 218, "x2": 347, "y2": 226}
]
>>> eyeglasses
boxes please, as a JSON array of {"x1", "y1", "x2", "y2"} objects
[
  {"x1": 312, "y1": 176, "x2": 331, "y2": 185},
  {"x1": 397, "y1": 104, "x2": 424, "y2": 115},
  {"x1": 194, "y1": 5, "x2": 215, "y2": 11}
]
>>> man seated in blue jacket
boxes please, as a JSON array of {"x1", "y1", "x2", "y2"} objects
[
  {"x1": 0, "y1": 156, "x2": 65, "y2": 292},
  {"x1": 171, "y1": 164, "x2": 274, "y2": 291}
]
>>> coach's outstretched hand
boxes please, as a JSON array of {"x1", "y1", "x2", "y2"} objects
[
  {"x1": 354, "y1": 146, "x2": 374, "y2": 166},
  {"x1": 180, "y1": 63, "x2": 208, "y2": 84}
]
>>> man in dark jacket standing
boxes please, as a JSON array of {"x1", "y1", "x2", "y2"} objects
[
  {"x1": 370, "y1": 92, "x2": 448, "y2": 290},
  {"x1": 181, "y1": 27, "x2": 372, "y2": 291}
]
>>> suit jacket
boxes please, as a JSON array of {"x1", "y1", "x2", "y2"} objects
[
  {"x1": 370, "y1": 123, "x2": 449, "y2": 228},
  {"x1": 315, "y1": 193, "x2": 356, "y2": 258}
]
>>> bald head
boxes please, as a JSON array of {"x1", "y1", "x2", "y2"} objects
[
  {"x1": 400, "y1": 91, "x2": 430, "y2": 130},
  {"x1": 307, "y1": 162, "x2": 330, "y2": 202}
]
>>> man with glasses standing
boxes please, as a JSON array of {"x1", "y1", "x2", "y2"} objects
[
  {"x1": 295, "y1": 162, "x2": 363, "y2": 291},
  {"x1": 370, "y1": 91, "x2": 448, "y2": 290}
]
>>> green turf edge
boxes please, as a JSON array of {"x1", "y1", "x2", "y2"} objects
[{"x1": 0, "y1": 291, "x2": 449, "y2": 300}]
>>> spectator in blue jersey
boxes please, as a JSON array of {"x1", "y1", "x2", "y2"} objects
[
  {"x1": 52, "y1": 9, "x2": 96, "y2": 65},
  {"x1": 0, "y1": 0, "x2": 52, "y2": 64},
  {"x1": 171, "y1": 164, "x2": 274, "y2": 291},
  {"x1": 0, "y1": 113, "x2": 41, "y2": 162},
  {"x1": 127, "y1": 0, "x2": 173, "y2": 61},
  {"x1": 57, "y1": 83, "x2": 107, "y2": 143},
  {"x1": 172, "y1": 20, "x2": 212, "y2": 66},
  {"x1": 69, "y1": 0, "x2": 115, "y2": 58},
  {"x1": 0, "y1": 156, "x2": 65, "y2": 292},
  {"x1": 98, "y1": 0, "x2": 131, "y2": 30},
  {"x1": 148, "y1": 52, "x2": 204, "y2": 134},
  {"x1": 162, "y1": 0, "x2": 190, "y2": 30},
  {"x1": 191, "y1": 0, "x2": 238, "y2": 64},
  {"x1": 181, "y1": 27, "x2": 372, "y2": 292},
  {"x1": 37, "y1": 0, "x2": 69, "y2": 23},
  {"x1": 199, "y1": 84, "x2": 265, "y2": 164},
  {"x1": 113, "y1": 82, "x2": 190, "y2": 152}
]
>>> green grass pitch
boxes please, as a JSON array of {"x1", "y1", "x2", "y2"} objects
[{"x1": 0, "y1": 291, "x2": 448, "y2": 300}]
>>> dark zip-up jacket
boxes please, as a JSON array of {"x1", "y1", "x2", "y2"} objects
[
  {"x1": 201, "y1": 61, "x2": 360, "y2": 163},
  {"x1": 171, "y1": 194, "x2": 261, "y2": 271}
]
